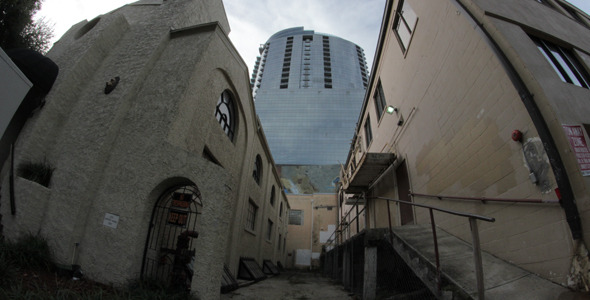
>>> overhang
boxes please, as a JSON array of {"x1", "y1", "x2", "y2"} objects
[{"x1": 343, "y1": 152, "x2": 396, "y2": 193}]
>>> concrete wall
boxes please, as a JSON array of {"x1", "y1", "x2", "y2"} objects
[
  {"x1": 340, "y1": 0, "x2": 590, "y2": 287},
  {"x1": 0, "y1": 0, "x2": 287, "y2": 298}
]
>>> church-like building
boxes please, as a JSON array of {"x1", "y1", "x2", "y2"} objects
[{"x1": 0, "y1": 0, "x2": 288, "y2": 298}]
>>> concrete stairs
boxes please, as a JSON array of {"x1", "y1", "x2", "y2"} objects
[{"x1": 385, "y1": 224, "x2": 568, "y2": 300}]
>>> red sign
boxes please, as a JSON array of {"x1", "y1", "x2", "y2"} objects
[
  {"x1": 172, "y1": 192, "x2": 192, "y2": 208},
  {"x1": 168, "y1": 210, "x2": 188, "y2": 227},
  {"x1": 563, "y1": 125, "x2": 590, "y2": 176}
]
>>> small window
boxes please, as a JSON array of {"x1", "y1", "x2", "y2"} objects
[
  {"x1": 364, "y1": 117, "x2": 373, "y2": 147},
  {"x1": 531, "y1": 36, "x2": 590, "y2": 89},
  {"x1": 270, "y1": 186, "x2": 276, "y2": 206},
  {"x1": 253, "y1": 155, "x2": 263, "y2": 185},
  {"x1": 373, "y1": 81, "x2": 386, "y2": 119},
  {"x1": 393, "y1": 0, "x2": 418, "y2": 53},
  {"x1": 279, "y1": 201, "x2": 283, "y2": 217},
  {"x1": 289, "y1": 210, "x2": 304, "y2": 225},
  {"x1": 246, "y1": 200, "x2": 258, "y2": 231},
  {"x1": 215, "y1": 90, "x2": 237, "y2": 141},
  {"x1": 266, "y1": 219, "x2": 273, "y2": 241}
]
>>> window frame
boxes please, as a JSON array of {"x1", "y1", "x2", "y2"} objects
[
  {"x1": 364, "y1": 116, "x2": 373, "y2": 147},
  {"x1": 266, "y1": 219, "x2": 273, "y2": 241},
  {"x1": 288, "y1": 209, "x2": 304, "y2": 225},
  {"x1": 393, "y1": 0, "x2": 418, "y2": 54},
  {"x1": 531, "y1": 36, "x2": 590, "y2": 89},
  {"x1": 215, "y1": 90, "x2": 237, "y2": 142},
  {"x1": 373, "y1": 81, "x2": 386, "y2": 120},
  {"x1": 253, "y1": 155, "x2": 263, "y2": 185},
  {"x1": 270, "y1": 186, "x2": 276, "y2": 206},
  {"x1": 246, "y1": 200, "x2": 258, "y2": 231}
]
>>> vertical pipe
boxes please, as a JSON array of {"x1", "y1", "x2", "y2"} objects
[
  {"x1": 310, "y1": 199, "x2": 314, "y2": 270},
  {"x1": 386, "y1": 198, "x2": 393, "y2": 242},
  {"x1": 429, "y1": 208, "x2": 441, "y2": 294},
  {"x1": 356, "y1": 205, "x2": 359, "y2": 233},
  {"x1": 9, "y1": 143, "x2": 16, "y2": 215},
  {"x1": 470, "y1": 218, "x2": 485, "y2": 299}
]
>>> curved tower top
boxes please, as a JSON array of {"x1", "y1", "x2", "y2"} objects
[{"x1": 252, "y1": 27, "x2": 368, "y2": 165}]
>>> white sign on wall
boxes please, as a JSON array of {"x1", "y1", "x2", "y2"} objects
[{"x1": 103, "y1": 213, "x2": 120, "y2": 229}]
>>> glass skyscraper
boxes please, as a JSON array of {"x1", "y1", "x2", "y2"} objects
[{"x1": 252, "y1": 27, "x2": 368, "y2": 166}]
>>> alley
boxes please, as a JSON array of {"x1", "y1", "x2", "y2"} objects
[{"x1": 221, "y1": 271, "x2": 355, "y2": 300}]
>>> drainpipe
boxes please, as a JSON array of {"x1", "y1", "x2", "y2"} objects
[
  {"x1": 310, "y1": 199, "x2": 314, "y2": 270},
  {"x1": 456, "y1": 0, "x2": 582, "y2": 239}
]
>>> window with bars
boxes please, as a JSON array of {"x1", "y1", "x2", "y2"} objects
[
  {"x1": 393, "y1": 0, "x2": 418, "y2": 53},
  {"x1": 215, "y1": 90, "x2": 236, "y2": 141},
  {"x1": 373, "y1": 81, "x2": 386, "y2": 119},
  {"x1": 288, "y1": 210, "x2": 303, "y2": 225},
  {"x1": 531, "y1": 36, "x2": 590, "y2": 89},
  {"x1": 246, "y1": 200, "x2": 258, "y2": 231}
]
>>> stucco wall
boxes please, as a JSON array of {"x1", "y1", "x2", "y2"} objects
[
  {"x1": 0, "y1": 1, "x2": 286, "y2": 298},
  {"x1": 344, "y1": 0, "x2": 589, "y2": 286}
]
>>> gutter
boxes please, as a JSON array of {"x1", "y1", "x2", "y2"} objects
[{"x1": 455, "y1": 0, "x2": 582, "y2": 239}]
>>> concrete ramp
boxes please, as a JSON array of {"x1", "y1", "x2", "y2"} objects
[{"x1": 390, "y1": 224, "x2": 568, "y2": 299}]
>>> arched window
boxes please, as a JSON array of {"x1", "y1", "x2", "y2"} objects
[
  {"x1": 253, "y1": 155, "x2": 262, "y2": 185},
  {"x1": 270, "y1": 186, "x2": 276, "y2": 206},
  {"x1": 215, "y1": 90, "x2": 236, "y2": 141}
]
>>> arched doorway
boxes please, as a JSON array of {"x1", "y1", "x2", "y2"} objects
[{"x1": 141, "y1": 185, "x2": 203, "y2": 290}]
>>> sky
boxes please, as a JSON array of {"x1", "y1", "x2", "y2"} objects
[
  {"x1": 36, "y1": 0, "x2": 386, "y2": 69},
  {"x1": 36, "y1": 0, "x2": 590, "y2": 72}
]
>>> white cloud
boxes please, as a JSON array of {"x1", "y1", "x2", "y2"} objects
[{"x1": 37, "y1": 0, "x2": 385, "y2": 71}]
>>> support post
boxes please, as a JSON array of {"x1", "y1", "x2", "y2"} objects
[
  {"x1": 470, "y1": 218, "x2": 485, "y2": 299},
  {"x1": 343, "y1": 243, "x2": 351, "y2": 289},
  {"x1": 363, "y1": 246, "x2": 377, "y2": 300}
]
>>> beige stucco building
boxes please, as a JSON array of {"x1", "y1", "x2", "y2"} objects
[
  {"x1": 285, "y1": 193, "x2": 338, "y2": 269},
  {"x1": 338, "y1": 0, "x2": 590, "y2": 292},
  {"x1": 0, "y1": 0, "x2": 288, "y2": 298}
]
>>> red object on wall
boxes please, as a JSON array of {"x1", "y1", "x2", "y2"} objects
[{"x1": 511, "y1": 130, "x2": 523, "y2": 142}]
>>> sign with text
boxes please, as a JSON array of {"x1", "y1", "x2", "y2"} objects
[
  {"x1": 103, "y1": 213, "x2": 119, "y2": 229},
  {"x1": 171, "y1": 192, "x2": 192, "y2": 209},
  {"x1": 563, "y1": 125, "x2": 590, "y2": 176}
]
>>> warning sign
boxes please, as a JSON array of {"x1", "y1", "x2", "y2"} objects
[{"x1": 563, "y1": 125, "x2": 590, "y2": 176}]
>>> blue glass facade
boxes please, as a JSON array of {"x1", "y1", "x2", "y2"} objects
[{"x1": 252, "y1": 27, "x2": 368, "y2": 165}]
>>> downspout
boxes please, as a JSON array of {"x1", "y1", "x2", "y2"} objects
[{"x1": 455, "y1": 0, "x2": 582, "y2": 239}]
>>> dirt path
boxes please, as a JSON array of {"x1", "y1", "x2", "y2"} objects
[{"x1": 221, "y1": 271, "x2": 356, "y2": 300}]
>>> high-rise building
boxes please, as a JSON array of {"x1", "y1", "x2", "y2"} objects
[{"x1": 252, "y1": 27, "x2": 368, "y2": 166}]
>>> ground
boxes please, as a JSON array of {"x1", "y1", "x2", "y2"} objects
[{"x1": 221, "y1": 270, "x2": 356, "y2": 300}]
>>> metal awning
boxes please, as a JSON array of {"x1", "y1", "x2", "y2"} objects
[{"x1": 343, "y1": 152, "x2": 396, "y2": 193}]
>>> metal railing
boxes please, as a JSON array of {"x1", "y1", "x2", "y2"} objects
[
  {"x1": 324, "y1": 195, "x2": 496, "y2": 299},
  {"x1": 370, "y1": 196, "x2": 495, "y2": 299},
  {"x1": 410, "y1": 192, "x2": 560, "y2": 204}
]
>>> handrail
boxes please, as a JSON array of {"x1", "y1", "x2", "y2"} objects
[
  {"x1": 410, "y1": 192, "x2": 559, "y2": 204},
  {"x1": 369, "y1": 196, "x2": 494, "y2": 299},
  {"x1": 371, "y1": 196, "x2": 496, "y2": 222}
]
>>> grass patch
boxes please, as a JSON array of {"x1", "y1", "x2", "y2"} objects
[{"x1": 0, "y1": 234, "x2": 197, "y2": 299}]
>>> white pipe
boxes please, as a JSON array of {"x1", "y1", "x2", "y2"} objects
[{"x1": 310, "y1": 199, "x2": 314, "y2": 270}]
